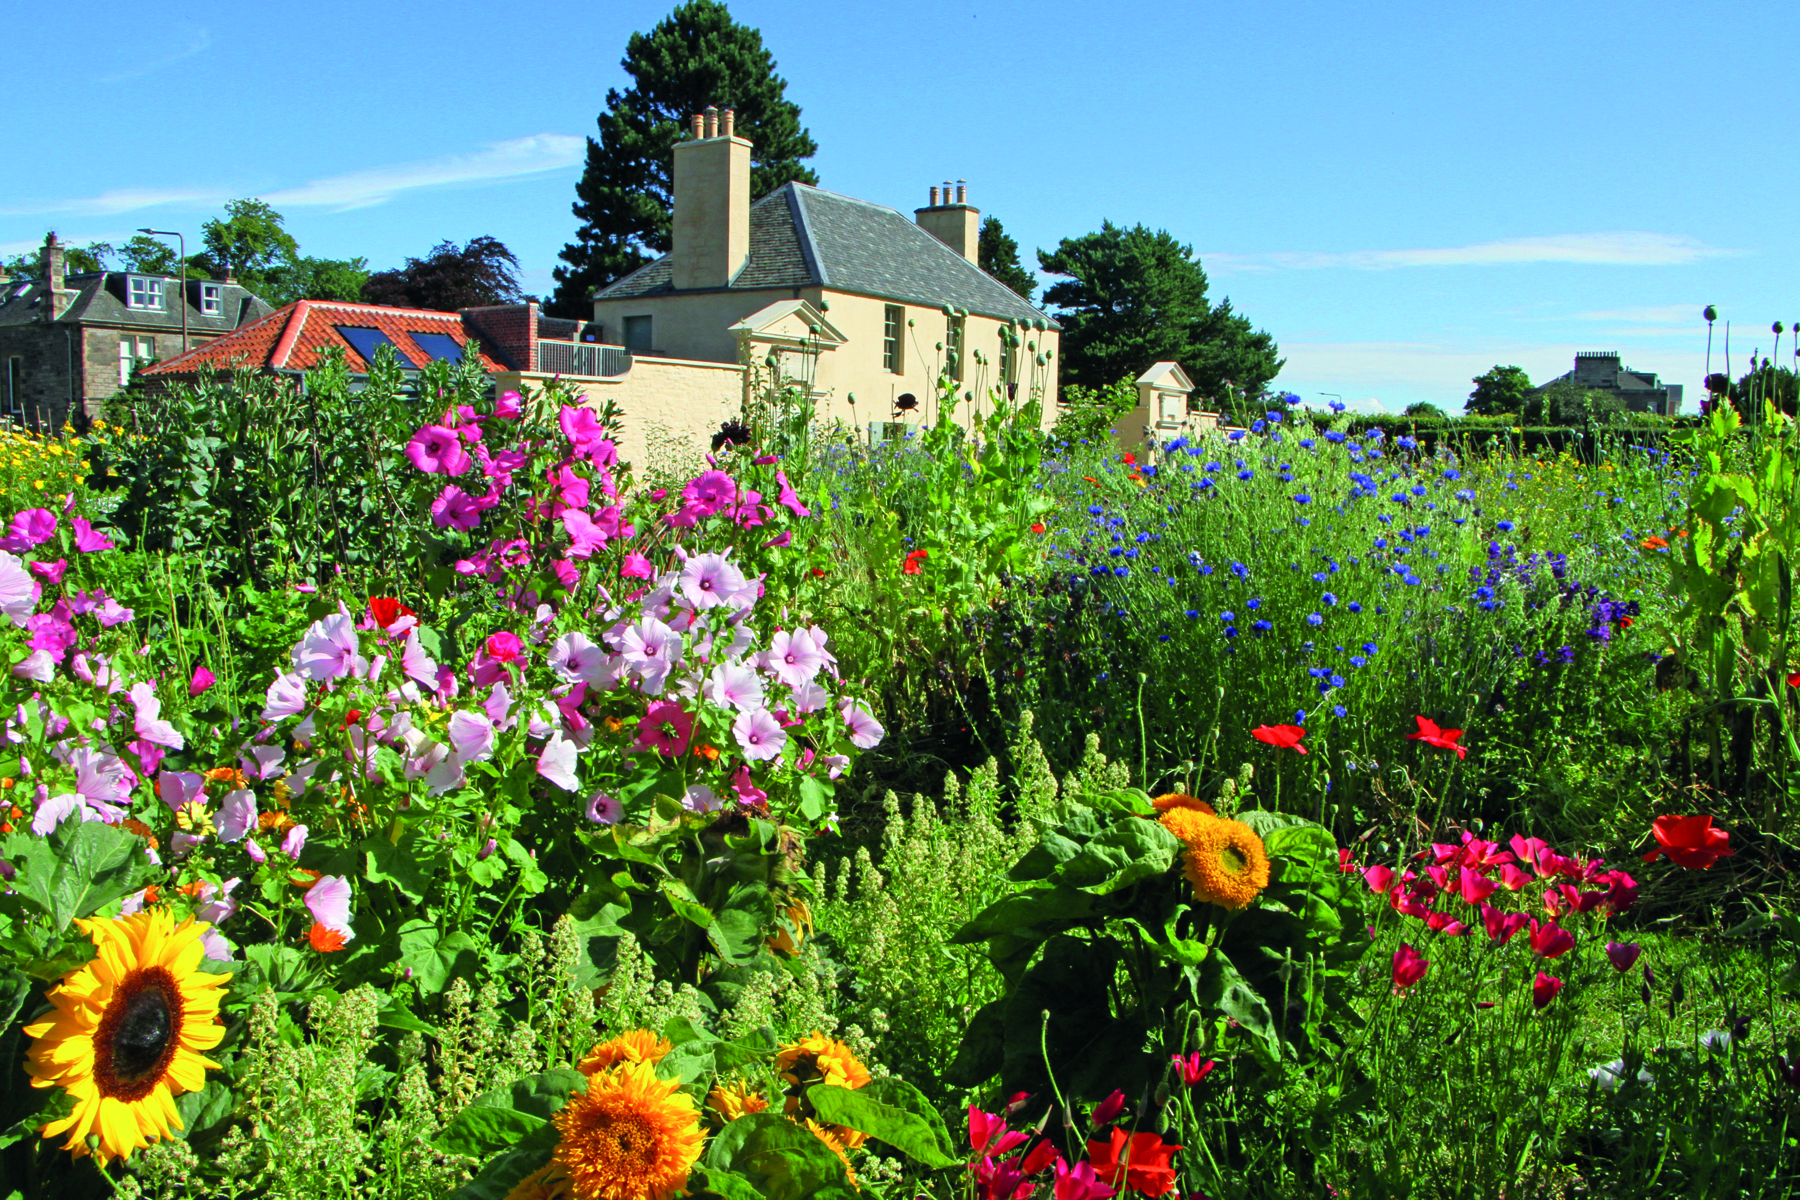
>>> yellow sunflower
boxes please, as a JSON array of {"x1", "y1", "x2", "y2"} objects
[
  {"x1": 24, "y1": 910, "x2": 230, "y2": 1166},
  {"x1": 706, "y1": 1078, "x2": 769, "y2": 1122},
  {"x1": 551, "y1": 1060, "x2": 704, "y2": 1200},
  {"x1": 767, "y1": 900, "x2": 813, "y2": 957},
  {"x1": 503, "y1": 1163, "x2": 577, "y2": 1200},
  {"x1": 1152, "y1": 792, "x2": 1216, "y2": 817},
  {"x1": 578, "y1": 1029, "x2": 673, "y2": 1076},
  {"x1": 1176, "y1": 815, "x2": 1270, "y2": 910},
  {"x1": 805, "y1": 1118, "x2": 859, "y2": 1189},
  {"x1": 776, "y1": 1032, "x2": 870, "y2": 1151},
  {"x1": 1157, "y1": 805, "x2": 1215, "y2": 845}
]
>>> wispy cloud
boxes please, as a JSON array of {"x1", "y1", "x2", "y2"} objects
[
  {"x1": 1209, "y1": 232, "x2": 1733, "y2": 272},
  {"x1": 262, "y1": 134, "x2": 587, "y2": 211},
  {"x1": 95, "y1": 27, "x2": 212, "y2": 84},
  {"x1": 0, "y1": 134, "x2": 586, "y2": 218}
]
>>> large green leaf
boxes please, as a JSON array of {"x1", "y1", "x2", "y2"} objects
[
  {"x1": 434, "y1": 1106, "x2": 546, "y2": 1159},
  {"x1": 1, "y1": 821, "x2": 157, "y2": 931},
  {"x1": 703, "y1": 1112, "x2": 861, "y2": 1200},
  {"x1": 806, "y1": 1078, "x2": 959, "y2": 1167},
  {"x1": 1199, "y1": 948, "x2": 1280, "y2": 1063},
  {"x1": 395, "y1": 920, "x2": 481, "y2": 995},
  {"x1": 446, "y1": 1123, "x2": 559, "y2": 1200},
  {"x1": 1056, "y1": 819, "x2": 1179, "y2": 892},
  {"x1": 952, "y1": 886, "x2": 1096, "y2": 943},
  {"x1": 944, "y1": 1000, "x2": 1006, "y2": 1088},
  {"x1": 361, "y1": 833, "x2": 434, "y2": 903}
]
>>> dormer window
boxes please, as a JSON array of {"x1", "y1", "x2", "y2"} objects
[
  {"x1": 127, "y1": 276, "x2": 163, "y2": 309},
  {"x1": 199, "y1": 282, "x2": 222, "y2": 316}
]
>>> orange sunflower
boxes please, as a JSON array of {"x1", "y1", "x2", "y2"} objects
[
  {"x1": 578, "y1": 1029, "x2": 673, "y2": 1076},
  {"x1": 551, "y1": 1060, "x2": 704, "y2": 1200},
  {"x1": 1175, "y1": 816, "x2": 1270, "y2": 910}
]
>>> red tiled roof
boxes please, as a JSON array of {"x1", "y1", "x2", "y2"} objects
[{"x1": 143, "y1": 299, "x2": 505, "y2": 376}]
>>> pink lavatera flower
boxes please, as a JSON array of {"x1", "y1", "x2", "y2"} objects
[
  {"x1": 446, "y1": 710, "x2": 495, "y2": 763},
  {"x1": 282, "y1": 824, "x2": 309, "y2": 857},
  {"x1": 585, "y1": 790, "x2": 623, "y2": 823},
  {"x1": 263, "y1": 671, "x2": 307, "y2": 720},
  {"x1": 6, "y1": 508, "x2": 56, "y2": 548},
  {"x1": 0, "y1": 553, "x2": 40, "y2": 625},
  {"x1": 295, "y1": 613, "x2": 365, "y2": 682},
  {"x1": 766, "y1": 628, "x2": 826, "y2": 688},
  {"x1": 12, "y1": 650, "x2": 55, "y2": 682},
  {"x1": 620, "y1": 551, "x2": 655, "y2": 580},
  {"x1": 704, "y1": 661, "x2": 764, "y2": 714},
  {"x1": 679, "y1": 552, "x2": 748, "y2": 610},
  {"x1": 29, "y1": 559, "x2": 66, "y2": 584},
  {"x1": 401, "y1": 631, "x2": 439, "y2": 688},
  {"x1": 129, "y1": 682, "x2": 185, "y2": 750},
  {"x1": 404, "y1": 425, "x2": 470, "y2": 475},
  {"x1": 637, "y1": 700, "x2": 694, "y2": 757},
  {"x1": 217, "y1": 790, "x2": 257, "y2": 842},
  {"x1": 536, "y1": 730, "x2": 580, "y2": 792},
  {"x1": 304, "y1": 874, "x2": 355, "y2": 940},
  {"x1": 548, "y1": 631, "x2": 609, "y2": 686},
  {"x1": 732, "y1": 707, "x2": 787, "y2": 762},
  {"x1": 31, "y1": 793, "x2": 100, "y2": 835},
  {"x1": 189, "y1": 665, "x2": 215, "y2": 696},
  {"x1": 494, "y1": 390, "x2": 523, "y2": 419},
  {"x1": 430, "y1": 485, "x2": 483, "y2": 531},
  {"x1": 839, "y1": 699, "x2": 885, "y2": 749},
  {"x1": 774, "y1": 469, "x2": 810, "y2": 517},
  {"x1": 731, "y1": 764, "x2": 768, "y2": 807}
]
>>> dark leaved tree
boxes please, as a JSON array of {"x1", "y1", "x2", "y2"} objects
[
  {"x1": 1466, "y1": 365, "x2": 1532, "y2": 417},
  {"x1": 548, "y1": 0, "x2": 818, "y2": 318},
  {"x1": 978, "y1": 216, "x2": 1035, "y2": 301},
  {"x1": 1038, "y1": 221, "x2": 1281, "y2": 399},
  {"x1": 362, "y1": 237, "x2": 522, "y2": 312}
]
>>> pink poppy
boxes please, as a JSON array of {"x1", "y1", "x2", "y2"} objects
[
  {"x1": 1532, "y1": 971, "x2": 1562, "y2": 1009},
  {"x1": 1528, "y1": 918, "x2": 1575, "y2": 959},
  {"x1": 1392, "y1": 943, "x2": 1429, "y2": 990}
]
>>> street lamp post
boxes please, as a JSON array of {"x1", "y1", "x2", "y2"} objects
[{"x1": 136, "y1": 228, "x2": 187, "y2": 355}]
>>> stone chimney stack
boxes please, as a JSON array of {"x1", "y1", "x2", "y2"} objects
[
  {"x1": 40, "y1": 234, "x2": 68, "y2": 321},
  {"x1": 914, "y1": 180, "x2": 980, "y2": 264},
  {"x1": 671, "y1": 105, "x2": 751, "y2": 290}
]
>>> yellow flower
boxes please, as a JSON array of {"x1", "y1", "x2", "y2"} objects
[
  {"x1": 768, "y1": 900, "x2": 812, "y2": 957},
  {"x1": 578, "y1": 1029, "x2": 673, "y2": 1076},
  {"x1": 805, "y1": 1119, "x2": 859, "y2": 1189},
  {"x1": 1170, "y1": 814, "x2": 1270, "y2": 910},
  {"x1": 706, "y1": 1078, "x2": 769, "y2": 1122},
  {"x1": 23, "y1": 910, "x2": 229, "y2": 1166},
  {"x1": 551, "y1": 1061, "x2": 704, "y2": 1200},
  {"x1": 776, "y1": 1032, "x2": 871, "y2": 1151},
  {"x1": 503, "y1": 1164, "x2": 576, "y2": 1200}
]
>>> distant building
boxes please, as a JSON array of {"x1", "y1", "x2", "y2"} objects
[
  {"x1": 0, "y1": 234, "x2": 272, "y2": 430},
  {"x1": 1533, "y1": 351, "x2": 1682, "y2": 416}
]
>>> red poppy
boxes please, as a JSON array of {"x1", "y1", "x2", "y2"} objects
[
  {"x1": 902, "y1": 549, "x2": 928, "y2": 576},
  {"x1": 1532, "y1": 971, "x2": 1563, "y2": 1009},
  {"x1": 1641, "y1": 814, "x2": 1734, "y2": 869},
  {"x1": 1087, "y1": 1127, "x2": 1181, "y2": 1197},
  {"x1": 1405, "y1": 715, "x2": 1467, "y2": 759},
  {"x1": 1788, "y1": 671, "x2": 1800, "y2": 688},
  {"x1": 810, "y1": 567, "x2": 827, "y2": 578},
  {"x1": 1619, "y1": 616, "x2": 1634, "y2": 628},
  {"x1": 339, "y1": 708, "x2": 363, "y2": 729},
  {"x1": 1030, "y1": 522, "x2": 1047, "y2": 534},
  {"x1": 369, "y1": 597, "x2": 415, "y2": 629},
  {"x1": 1121, "y1": 452, "x2": 1137, "y2": 465},
  {"x1": 1251, "y1": 724, "x2": 1307, "y2": 754}
]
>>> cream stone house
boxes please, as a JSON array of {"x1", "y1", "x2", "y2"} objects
[{"x1": 513, "y1": 106, "x2": 1061, "y2": 463}]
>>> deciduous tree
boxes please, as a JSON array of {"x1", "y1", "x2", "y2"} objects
[
  {"x1": 1467, "y1": 365, "x2": 1532, "y2": 416},
  {"x1": 549, "y1": 0, "x2": 818, "y2": 318},
  {"x1": 362, "y1": 237, "x2": 521, "y2": 312},
  {"x1": 1037, "y1": 221, "x2": 1281, "y2": 398}
]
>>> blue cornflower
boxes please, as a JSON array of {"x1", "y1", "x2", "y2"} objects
[
  {"x1": 1205, "y1": 461, "x2": 1222, "y2": 472},
  {"x1": 1349, "y1": 655, "x2": 1367, "y2": 668},
  {"x1": 1312, "y1": 571, "x2": 1328, "y2": 583},
  {"x1": 1224, "y1": 625, "x2": 1238, "y2": 638},
  {"x1": 1221, "y1": 611, "x2": 1235, "y2": 622},
  {"x1": 1497, "y1": 520, "x2": 1515, "y2": 532},
  {"x1": 1293, "y1": 493, "x2": 1312, "y2": 504},
  {"x1": 1306, "y1": 612, "x2": 1324, "y2": 626},
  {"x1": 1325, "y1": 430, "x2": 1347, "y2": 444},
  {"x1": 1228, "y1": 430, "x2": 1246, "y2": 442},
  {"x1": 1185, "y1": 609, "x2": 1201, "y2": 619},
  {"x1": 1253, "y1": 619, "x2": 1273, "y2": 632},
  {"x1": 1442, "y1": 469, "x2": 1461, "y2": 481},
  {"x1": 1332, "y1": 704, "x2": 1347, "y2": 718},
  {"x1": 1403, "y1": 573, "x2": 1421, "y2": 586},
  {"x1": 1396, "y1": 436, "x2": 1418, "y2": 450},
  {"x1": 1347, "y1": 602, "x2": 1363, "y2": 613},
  {"x1": 1300, "y1": 438, "x2": 1316, "y2": 449},
  {"x1": 1374, "y1": 538, "x2": 1388, "y2": 549},
  {"x1": 1455, "y1": 488, "x2": 1476, "y2": 503},
  {"x1": 1135, "y1": 532, "x2": 1151, "y2": 544},
  {"x1": 1285, "y1": 392, "x2": 1302, "y2": 406},
  {"x1": 1410, "y1": 485, "x2": 1427, "y2": 497},
  {"x1": 1251, "y1": 420, "x2": 1266, "y2": 433},
  {"x1": 1329, "y1": 674, "x2": 1345, "y2": 688},
  {"x1": 1088, "y1": 505, "x2": 1104, "y2": 516},
  {"x1": 1308, "y1": 667, "x2": 1330, "y2": 679},
  {"x1": 1247, "y1": 597, "x2": 1262, "y2": 610},
  {"x1": 1322, "y1": 592, "x2": 1339, "y2": 606},
  {"x1": 1113, "y1": 565, "x2": 1129, "y2": 577},
  {"x1": 1231, "y1": 561, "x2": 1250, "y2": 579},
  {"x1": 1363, "y1": 642, "x2": 1379, "y2": 654},
  {"x1": 1265, "y1": 410, "x2": 1284, "y2": 424},
  {"x1": 1238, "y1": 469, "x2": 1254, "y2": 480},
  {"x1": 1108, "y1": 546, "x2": 1124, "y2": 557},
  {"x1": 1294, "y1": 709, "x2": 1307, "y2": 724}
]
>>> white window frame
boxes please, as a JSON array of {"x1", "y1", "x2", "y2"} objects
[
  {"x1": 882, "y1": 305, "x2": 903, "y2": 373},
  {"x1": 119, "y1": 336, "x2": 155, "y2": 385},
  {"x1": 127, "y1": 276, "x2": 164, "y2": 310},
  {"x1": 200, "y1": 282, "x2": 223, "y2": 316}
]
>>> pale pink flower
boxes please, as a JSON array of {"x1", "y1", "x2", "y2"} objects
[
  {"x1": 0, "y1": 552, "x2": 40, "y2": 626},
  {"x1": 766, "y1": 628, "x2": 826, "y2": 689},
  {"x1": 679, "y1": 552, "x2": 748, "y2": 610},
  {"x1": 295, "y1": 613, "x2": 364, "y2": 682},
  {"x1": 839, "y1": 699, "x2": 885, "y2": 749},
  {"x1": 733, "y1": 707, "x2": 787, "y2": 762},
  {"x1": 31, "y1": 792, "x2": 95, "y2": 835},
  {"x1": 305, "y1": 874, "x2": 354, "y2": 939},
  {"x1": 402, "y1": 631, "x2": 439, "y2": 688},
  {"x1": 129, "y1": 682, "x2": 185, "y2": 750},
  {"x1": 245, "y1": 838, "x2": 267, "y2": 864},
  {"x1": 536, "y1": 731, "x2": 580, "y2": 791},
  {"x1": 619, "y1": 616, "x2": 681, "y2": 693},
  {"x1": 682, "y1": 785, "x2": 720, "y2": 813},
  {"x1": 263, "y1": 671, "x2": 308, "y2": 720},
  {"x1": 282, "y1": 824, "x2": 309, "y2": 857},
  {"x1": 585, "y1": 790, "x2": 622, "y2": 823},
  {"x1": 12, "y1": 650, "x2": 55, "y2": 682},
  {"x1": 240, "y1": 745, "x2": 286, "y2": 781},
  {"x1": 446, "y1": 710, "x2": 495, "y2": 762},
  {"x1": 548, "y1": 631, "x2": 609, "y2": 685}
]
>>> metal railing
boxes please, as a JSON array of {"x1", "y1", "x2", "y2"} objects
[{"x1": 536, "y1": 340, "x2": 631, "y2": 378}]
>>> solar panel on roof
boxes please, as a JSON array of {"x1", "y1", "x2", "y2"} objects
[
  {"x1": 334, "y1": 325, "x2": 417, "y2": 369},
  {"x1": 408, "y1": 332, "x2": 464, "y2": 363}
]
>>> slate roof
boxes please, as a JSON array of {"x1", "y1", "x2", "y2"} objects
[
  {"x1": 596, "y1": 183, "x2": 1057, "y2": 328},
  {"x1": 0, "y1": 273, "x2": 272, "y2": 332},
  {"x1": 142, "y1": 299, "x2": 505, "y2": 376}
]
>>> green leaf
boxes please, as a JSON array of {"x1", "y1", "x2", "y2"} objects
[
  {"x1": 704, "y1": 1112, "x2": 860, "y2": 1200},
  {"x1": 445, "y1": 1123, "x2": 559, "y2": 1200},
  {"x1": 434, "y1": 1106, "x2": 547, "y2": 1159},
  {"x1": 1057, "y1": 818, "x2": 1179, "y2": 892},
  {"x1": 1199, "y1": 948, "x2": 1280, "y2": 1063},
  {"x1": 395, "y1": 920, "x2": 481, "y2": 995},
  {"x1": 470, "y1": 1069, "x2": 588, "y2": 1120},
  {"x1": 362, "y1": 833, "x2": 433, "y2": 903},
  {"x1": 797, "y1": 776, "x2": 830, "y2": 822},
  {"x1": 174, "y1": 1080, "x2": 233, "y2": 1138},
  {"x1": 944, "y1": 1000, "x2": 1005, "y2": 1088},
  {"x1": 807, "y1": 1079, "x2": 959, "y2": 1167},
  {"x1": 2, "y1": 820, "x2": 157, "y2": 930},
  {"x1": 952, "y1": 886, "x2": 1096, "y2": 943},
  {"x1": 691, "y1": 1168, "x2": 766, "y2": 1200}
]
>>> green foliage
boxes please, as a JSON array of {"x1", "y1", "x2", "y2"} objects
[
  {"x1": 1037, "y1": 220, "x2": 1282, "y2": 398},
  {"x1": 550, "y1": 0, "x2": 819, "y2": 316},
  {"x1": 1048, "y1": 378, "x2": 1137, "y2": 447},
  {"x1": 1402, "y1": 401, "x2": 1446, "y2": 419},
  {"x1": 260, "y1": 254, "x2": 372, "y2": 308},
  {"x1": 361, "y1": 237, "x2": 522, "y2": 312},
  {"x1": 1467, "y1": 364, "x2": 1532, "y2": 416},
  {"x1": 977, "y1": 216, "x2": 1035, "y2": 302},
  {"x1": 199, "y1": 199, "x2": 299, "y2": 284}
]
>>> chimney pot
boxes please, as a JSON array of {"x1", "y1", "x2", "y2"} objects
[
  {"x1": 705, "y1": 106, "x2": 719, "y2": 138},
  {"x1": 956, "y1": 179, "x2": 967, "y2": 204},
  {"x1": 721, "y1": 108, "x2": 735, "y2": 138},
  {"x1": 930, "y1": 185, "x2": 941, "y2": 206},
  {"x1": 691, "y1": 113, "x2": 704, "y2": 139}
]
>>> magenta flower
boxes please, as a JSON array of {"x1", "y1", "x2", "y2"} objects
[
  {"x1": 485, "y1": 631, "x2": 524, "y2": 663},
  {"x1": 1532, "y1": 970, "x2": 1563, "y2": 1009},
  {"x1": 562, "y1": 507, "x2": 614, "y2": 558},
  {"x1": 774, "y1": 469, "x2": 811, "y2": 518},
  {"x1": 731, "y1": 764, "x2": 767, "y2": 807},
  {"x1": 681, "y1": 469, "x2": 738, "y2": 515},
  {"x1": 495, "y1": 390, "x2": 523, "y2": 419},
  {"x1": 1456, "y1": 866, "x2": 1498, "y2": 906},
  {"x1": 1052, "y1": 1158, "x2": 1116, "y2": 1200},
  {"x1": 7, "y1": 508, "x2": 56, "y2": 548},
  {"x1": 733, "y1": 707, "x2": 787, "y2": 762},
  {"x1": 305, "y1": 875, "x2": 355, "y2": 940},
  {"x1": 430, "y1": 486, "x2": 483, "y2": 531},
  {"x1": 558, "y1": 404, "x2": 609, "y2": 456},
  {"x1": 71, "y1": 518, "x2": 114, "y2": 553},
  {"x1": 680, "y1": 552, "x2": 748, "y2": 610},
  {"x1": 552, "y1": 465, "x2": 590, "y2": 511},
  {"x1": 404, "y1": 425, "x2": 470, "y2": 475},
  {"x1": 969, "y1": 1105, "x2": 1029, "y2": 1157},
  {"x1": 189, "y1": 665, "x2": 216, "y2": 696},
  {"x1": 763, "y1": 531, "x2": 792, "y2": 549},
  {"x1": 1363, "y1": 864, "x2": 1395, "y2": 894},
  {"x1": 1480, "y1": 902, "x2": 1530, "y2": 945},
  {"x1": 1089, "y1": 1089, "x2": 1126, "y2": 1127},
  {"x1": 29, "y1": 558, "x2": 66, "y2": 584},
  {"x1": 1605, "y1": 941, "x2": 1642, "y2": 973},
  {"x1": 621, "y1": 551, "x2": 654, "y2": 580},
  {"x1": 1392, "y1": 942, "x2": 1429, "y2": 990},
  {"x1": 1171, "y1": 1052, "x2": 1215, "y2": 1086},
  {"x1": 1528, "y1": 918, "x2": 1575, "y2": 959},
  {"x1": 637, "y1": 700, "x2": 694, "y2": 757}
]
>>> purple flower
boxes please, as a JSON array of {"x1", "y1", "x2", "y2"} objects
[
  {"x1": 404, "y1": 425, "x2": 470, "y2": 475},
  {"x1": 733, "y1": 707, "x2": 788, "y2": 761}
]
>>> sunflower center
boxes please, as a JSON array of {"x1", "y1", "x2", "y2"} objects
[
  {"x1": 94, "y1": 967, "x2": 182, "y2": 1100},
  {"x1": 1220, "y1": 844, "x2": 1249, "y2": 877}
]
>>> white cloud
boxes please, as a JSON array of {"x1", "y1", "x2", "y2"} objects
[
  {"x1": 1208, "y1": 232, "x2": 1733, "y2": 273},
  {"x1": 0, "y1": 134, "x2": 586, "y2": 218},
  {"x1": 262, "y1": 134, "x2": 587, "y2": 211},
  {"x1": 95, "y1": 27, "x2": 212, "y2": 83}
]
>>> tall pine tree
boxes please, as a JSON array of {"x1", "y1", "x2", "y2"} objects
[
  {"x1": 550, "y1": 1, "x2": 817, "y2": 317},
  {"x1": 977, "y1": 216, "x2": 1035, "y2": 301}
]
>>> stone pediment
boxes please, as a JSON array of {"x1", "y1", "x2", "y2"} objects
[{"x1": 727, "y1": 299, "x2": 846, "y2": 352}]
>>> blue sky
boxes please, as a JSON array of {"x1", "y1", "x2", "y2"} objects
[{"x1": 6, "y1": 0, "x2": 1793, "y2": 412}]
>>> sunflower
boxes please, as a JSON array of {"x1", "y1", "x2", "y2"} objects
[
  {"x1": 777, "y1": 1032, "x2": 870, "y2": 1151},
  {"x1": 1152, "y1": 793, "x2": 1215, "y2": 817},
  {"x1": 1157, "y1": 805, "x2": 1215, "y2": 845},
  {"x1": 578, "y1": 1029, "x2": 673, "y2": 1076},
  {"x1": 503, "y1": 1163, "x2": 577, "y2": 1200},
  {"x1": 551, "y1": 1061, "x2": 704, "y2": 1200},
  {"x1": 706, "y1": 1077, "x2": 769, "y2": 1122},
  {"x1": 768, "y1": 900, "x2": 813, "y2": 957},
  {"x1": 805, "y1": 1118, "x2": 859, "y2": 1189},
  {"x1": 23, "y1": 910, "x2": 230, "y2": 1166},
  {"x1": 1176, "y1": 816, "x2": 1270, "y2": 910}
]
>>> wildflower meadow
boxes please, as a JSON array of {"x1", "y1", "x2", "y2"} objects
[{"x1": 0, "y1": 350, "x2": 1795, "y2": 1200}]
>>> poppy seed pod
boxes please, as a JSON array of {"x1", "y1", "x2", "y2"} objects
[
  {"x1": 1776, "y1": 321, "x2": 1786, "y2": 335},
  {"x1": 1704, "y1": 305, "x2": 1718, "y2": 322}
]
